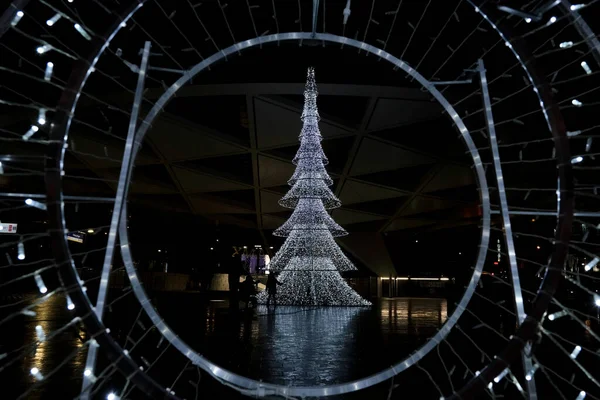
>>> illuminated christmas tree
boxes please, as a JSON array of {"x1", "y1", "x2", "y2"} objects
[{"x1": 257, "y1": 67, "x2": 371, "y2": 307}]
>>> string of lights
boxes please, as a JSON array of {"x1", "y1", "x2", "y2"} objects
[
  {"x1": 1, "y1": 0, "x2": 599, "y2": 399},
  {"x1": 260, "y1": 67, "x2": 370, "y2": 306}
]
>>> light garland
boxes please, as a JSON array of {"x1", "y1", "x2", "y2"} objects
[
  {"x1": 267, "y1": 226, "x2": 356, "y2": 272},
  {"x1": 258, "y1": 67, "x2": 370, "y2": 306}
]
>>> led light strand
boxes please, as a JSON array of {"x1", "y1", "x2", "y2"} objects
[
  {"x1": 74, "y1": 23, "x2": 92, "y2": 40},
  {"x1": 38, "y1": 108, "x2": 47, "y2": 125},
  {"x1": 548, "y1": 310, "x2": 568, "y2": 320},
  {"x1": 22, "y1": 125, "x2": 39, "y2": 141},
  {"x1": 11, "y1": 10, "x2": 24, "y2": 27},
  {"x1": 36, "y1": 44, "x2": 53, "y2": 54},
  {"x1": 584, "y1": 257, "x2": 599, "y2": 272},
  {"x1": 257, "y1": 67, "x2": 369, "y2": 306},
  {"x1": 30, "y1": 367, "x2": 44, "y2": 381},
  {"x1": 25, "y1": 198, "x2": 47, "y2": 210},
  {"x1": 580, "y1": 61, "x2": 592, "y2": 74},
  {"x1": 34, "y1": 273, "x2": 48, "y2": 293},
  {"x1": 570, "y1": 345, "x2": 582, "y2": 359},
  {"x1": 571, "y1": 156, "x2": 584, "y2": 164},
  {"x1": 44, "y1": 62, "x2": 54, "y2": 81},
  {"x1": 493, "y1": 368, "x2": 509, "y2": 383},
  {"x1": 17, "y1": 239, "x2": 25, "y2": 260},
  {"x1": 525, "y1": 364, "x2": 539, "y2": 381},
  {"x1": 46, "y1": 13, "x2": 61, "y2": 26},
  {"x1": 576, "y1": 391, "x2": 587, "y2": 400}
]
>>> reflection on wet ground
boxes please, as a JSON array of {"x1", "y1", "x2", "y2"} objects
[
  {"x1": 2, "y1": 293, "x2": 88, "y2": 400},
  {"x1": 4, "y1": 294, "x2": 447, "y2": 398},
  {"x1": 171, "y1": 297, "x2": 448, "y2": 386}
]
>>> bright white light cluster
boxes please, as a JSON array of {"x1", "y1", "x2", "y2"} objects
[
  {"x1": 279, "y1": 179, "x2": 341, "y2": 209},
  {"x1": 289, "y1": 157, "x2": 333, "y2": 186},
  {"x1": 273, "y1": 198, "x2": 347, "y2": 237},
  {"x1": 260, "y1": 67, "x2": 370, "y2": 306},
  {"x1": 293, "y1": 134, "x2": 328, "y2": 164},
  {"x1": 268, "y1": 226, "x2": 356, "y2": 272},
  {"x1": 257, "y1": 257, "x2": 370, "y2": 306}
]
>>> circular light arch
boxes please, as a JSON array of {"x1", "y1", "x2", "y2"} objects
[{"x1": 118, "y1": 31, "x2": 492, "y2": 398}]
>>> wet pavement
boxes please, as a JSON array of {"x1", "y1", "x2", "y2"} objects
[{"x1": 3, "y1": 293, "x2": 448, "y2": 398}]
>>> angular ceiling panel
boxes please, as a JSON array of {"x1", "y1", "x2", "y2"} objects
[
  {"x1": 148, "y1": 118, "x2": 246, "y2": 161},
  {"x1": 258, "y1": 155, "x2": 295, "y2": 187},
  {"x1": 367, "y1": 98, "x2": 442, "y2": 131},
  {"x1": 260, "y1": 191, "x2": 285, "y2": 214},
  {"x1": 254, "y1": 98, "x2": 351, "y2": 149},
  {"x1": 188, "y1": 195, "x2": 255, "y2": 214},
  {"x1": 73, "y1": 136, "x2": 158, "y2": 168},
  {"x1": 384, "y1": 218, "x2": 437, "y2": 232},
  {"x1": 339, "y1": 180, "x2": 407, "y2": 204},
  {"x1": 422, "y1": 164, "x2": 475, "y2": 193},
  {"x1": 350, "y1": 138, "x2": 435, "y2": 176},
  {"x1": 331, "y1": 209, "x2": 388, "y2": 225},
  {"x1": 262, "y1": 214, "x2": 287, "y2": 230},
  {"x1": 172, "y1": 167, "x2": 250, "y2": 193},
  {"x1": 129, "y1": 181, "x2": 175, "y2": 195},
  {"x1": 400, "y1": 196, "x2": 457, "y2": 217}
]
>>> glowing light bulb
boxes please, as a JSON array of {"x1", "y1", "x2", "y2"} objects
[
  {"x1": 38, "y1": 108, "x2": 46, "y2": 125},
  {"x1": 84, "y1": 369, "x2": 92, "y2": 377},
  {"x1": 567, "y1": 130, "x2": 582, "y2": 137},
  {"x1": 584, "y1": 257, "x2": 599, "y2": 272},
  {"x1": 87, "y1": 229, "x2": 94, "y2": 233},
  {"x1": 549, "y1": 16, "x2": 557, "y2": 24},
  {"x1": 570, "y1": 345, "x2": 582, "y2": 359},
  {"x1": 25, "y1": 198, "x2": 46, "y2": 210},
  {"x1": 46, "y1": 13, "x2": 61, "y2": 26},
  {"x1": 559, "y1": 41, "x2": 574, "y2": 48},
  {"x1": 34, "y1": 273, "x2": 47, "y2": 294},
  {"x1": 581, "y1": 61, "x2": 592, "y2": 75},
  {"x1": 36, "y1": 44, "x2": 52, "y2": 54},
  {"x1": 525, "y1": 364, "x2": 539, "y2": 381},
  {"x1": 576, "y1": 391, "x2": 587, "y2": 400},
  {"x1": 571, "y1": 156, "x2": 584, "y2": 164},
  {"x1": 11, "y1": 10, "x2": 24, "y2": 27},
  {"x1": 44, "y1": 62, "x2": 54, "y2": 81},
  {"x1": 66, "y1": 295, "x2": 75, "y2": 310},
  {"x1": 30, "y1": 367, "x2": 43, "y2": 380},
  {"x1": 548, "y1": 310, "x2": 568, "y2": 320},
  {"x1": 572, "y1": 99, "x2": 583, "y2": 107},
  {"x1": 74, "y1": 23, "x2": 92, "y2": 40},
  {"x1": 525, "y1": 18, "x2": 531, "y2": 23},
  {"x1": 22, "y1": 125, "x2": 39, "y2": 141},
  {"x1": 17, "y1": 240, "x2": 25, "y2": 260},
  {"x1": 494, "y1": 368, "x2": 509, "y2": 383},
  {"x1": 107, "y1": 393, "x2": 119, "y2": 400},
  {"x1": 570, "y1": 4, "x2": 585, "y2": 11},
  {"x1": 594, "y1": 294, "x2": 600, "y2": 307}
]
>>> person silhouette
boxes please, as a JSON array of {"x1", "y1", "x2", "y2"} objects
[
  {"x1": 228, "y1": 246, "x2": 242, "y2": 310},
  {"x1": 266, "y1": 272, "x2": 282, "y2": 307}
]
